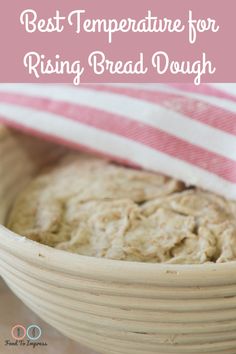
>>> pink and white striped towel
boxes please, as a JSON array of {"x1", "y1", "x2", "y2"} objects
[{"x1": 0, "y1": 83, "x2": 236, "y2": 199}]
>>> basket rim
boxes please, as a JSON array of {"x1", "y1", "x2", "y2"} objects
[{"x1": 1, "y1": 224, "x2": 236, "y2": 287}]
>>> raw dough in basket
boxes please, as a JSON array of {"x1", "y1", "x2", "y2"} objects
[{"x1": 8, "y1": 153, "x2": 236, "y2": 264}]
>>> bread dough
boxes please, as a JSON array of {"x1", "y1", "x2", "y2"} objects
[{"x1": 7, "y1": 154, "x2": 236, "y2": 264}]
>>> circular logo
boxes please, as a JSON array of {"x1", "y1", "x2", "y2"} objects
[
  {"x1": 11, "y1": 325, "x2": 26, "y2": 340},
  {"x1": 26, "y1": 325, "x2": 42, "y2": 341}
]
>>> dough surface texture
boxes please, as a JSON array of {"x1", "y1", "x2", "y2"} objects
[{"x1": 8, "y1": 154, "x2": 236, "y2": 264}]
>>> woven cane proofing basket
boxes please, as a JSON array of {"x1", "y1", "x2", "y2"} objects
[{"x1": 1, "y1": 126, "x2": 236, "y2": 354}]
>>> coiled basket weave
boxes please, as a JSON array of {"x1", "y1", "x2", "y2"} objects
[{"x1": 1, "y1": 126, "x2": 236, "y2": 354}]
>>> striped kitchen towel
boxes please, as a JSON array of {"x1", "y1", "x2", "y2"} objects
[{"x1": 0, "y1": 83, "x2": 236, "y2": 199}]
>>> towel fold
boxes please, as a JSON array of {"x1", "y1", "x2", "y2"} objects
[{"x1": 0, "y1": 83, "x2": 236, "y2": 199}]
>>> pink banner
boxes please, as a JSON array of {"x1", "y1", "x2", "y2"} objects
[{"x1": 0, "y1": 0, "x2": 235, "y2": 84}]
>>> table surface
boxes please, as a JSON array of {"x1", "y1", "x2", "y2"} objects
[{"x1": 0, "y1": 278, "x2": 98, "y2": 354}]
